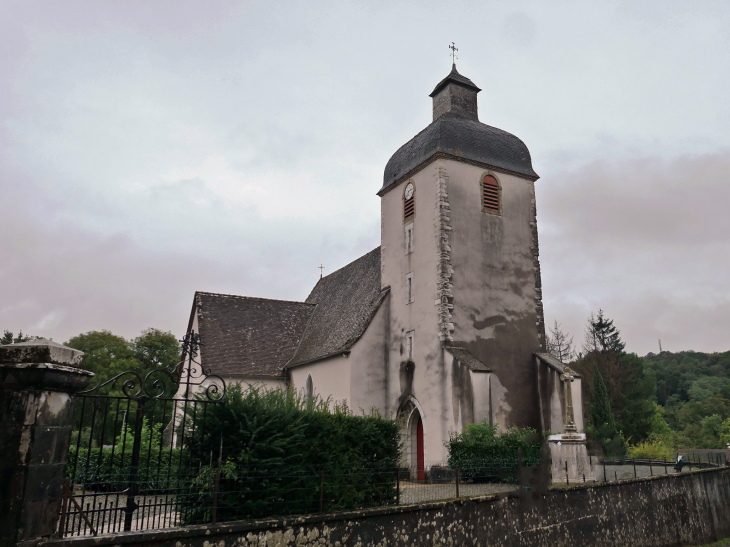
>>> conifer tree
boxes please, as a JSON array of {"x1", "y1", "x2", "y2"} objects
[
  {"x1": 583, "y1": 310, "x2": 625, "y2": 354},
  {"x1": 590, "y1": 364, "x2": 614, "y2": 429},
  {"x1": 1, "y1": 330, "x2": 32, "y2": 345},
  {"x1": 576, "y1": 310, "x2": 656, "y2": 445},
  {"x1": 589, "y1": 364, "x2": 626, "y2": 456}
]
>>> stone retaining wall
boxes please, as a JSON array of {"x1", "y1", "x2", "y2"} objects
[{"x1": 37, "y1": 467, "x2": 730, "y2": 547}]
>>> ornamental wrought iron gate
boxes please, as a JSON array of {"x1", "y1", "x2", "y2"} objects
[{"x1": 59, "y1": 332, "x2": 226, "y2": 537}]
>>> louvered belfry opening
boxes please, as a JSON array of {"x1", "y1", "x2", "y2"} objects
[
  {"x1": 483, "y1": 175, "x2": 500, "y2": 213},
  {"x1": 404, "y1": 194, "x2": 415, "y2": 220}
]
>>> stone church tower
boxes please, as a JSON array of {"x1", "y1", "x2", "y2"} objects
[
  {"x1": 378, "y1": 64, "x2": 549, "y2": 463},
  {"x1": 186, "y1": 62, "x2": 589, "y2": 478}
]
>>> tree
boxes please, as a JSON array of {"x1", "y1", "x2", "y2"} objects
[
  {"x1": 699, "y1": 415, "x2": 724, "y2": 448},
  {"x1": 546, "y1": 321, "x2": 575, "y2": 363},
  {"x1": 588, "y1": 364, "x2": 625, "y2": 457},
  {"x1": 615, "y1": 352, "x2": 657, "y2": 442},
  {"x1": 1, "y1": 330, "x2": 33, "y2": 345},
  {"x1": 133, "y1": 328, "x2": 181, "y2": 371},
  {"x1": 65, "y1": 329, "x2": 181, "y2": 390},
  {"x1": 582, "y1": 310, "x2": 625, "y2": 355},
  {"x1": 573, "y1": 310, "x2": 656, "y2": 444},
  {"x1": 65, "y1": 330, "x2": 139, "y2": 391},
  {"x1": 590, "y1": 364, "x2": 614, "y2": 429},
  {"x1": 719, "y1": 417, "x2": 730, "y2": 448}
]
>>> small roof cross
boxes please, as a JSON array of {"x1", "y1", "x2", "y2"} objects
[
  {"x1": 449, "y1": 42, "x2": 458, "y2": 65},
  {"x1": 318, "y1": 264, "x2": 325, "y2": 278}
]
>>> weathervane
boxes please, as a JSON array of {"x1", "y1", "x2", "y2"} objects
[
  {"x1": 318, "y1": 264, "x2": 325, "y2": 278},
  {"x1": 449, "y1": 42, "x2": 458, "y2": 66}
]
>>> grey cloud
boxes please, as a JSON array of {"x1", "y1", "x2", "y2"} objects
[
  {"x1": 540, "y1": 151, "x2": 730, "y2": 355},
  {"x1": 2, "y1": 0, "x2": 729, "y2": 356}
]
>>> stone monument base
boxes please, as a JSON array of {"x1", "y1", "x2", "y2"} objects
[{"x1": 548, "y1": 433, "x2": 595, "y2": 483}]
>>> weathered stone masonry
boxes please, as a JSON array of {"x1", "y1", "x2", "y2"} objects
[
  {"x1": 38, "y1": 468, "x2": 730, "y2": 547},
  {"x1": 530, "y1": 186, "x2": 546, "y2": 350},
  {"x1": 434, "y1": 162, "x2": 454, "y2": 343}
]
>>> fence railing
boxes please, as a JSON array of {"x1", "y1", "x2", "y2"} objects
[
  {"x1": 59, "y1": 458, "x2": 527, "y2": 536},
  {"x1": 58, "y1": 453, "x2": 729, "y2": 537}
]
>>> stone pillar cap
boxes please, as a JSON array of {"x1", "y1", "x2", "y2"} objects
[{"x1": 0, "y1": 338, "x2": 84, "y2": 367}]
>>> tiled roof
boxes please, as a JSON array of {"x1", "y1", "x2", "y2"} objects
[
  {"x1": 445, "y1": 347, "x2": 491, "y2": 372},
  {"x1": 195, "y1": 292, "x2": 315, "y2": 377},
  {"x1": 288, "y1": 247, "x2": 387, "y2": 367}
]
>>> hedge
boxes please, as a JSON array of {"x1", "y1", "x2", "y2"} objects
[
  {"x1": 445, "y1": 420, "x2": 542, "y2": 481},
  {"x1": 178, "y1": 384, "x2": 402, "y2": 523},
  {"x1": 67, "y1": 445, "x2": 183, "y2": 490}
]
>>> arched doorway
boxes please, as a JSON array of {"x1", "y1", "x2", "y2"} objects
[
  {"x1": 400, "y1": 398, "x2": 425, "y2": 482},
  {"x1": 415, "y1": 413, "x2": 425, "y2": 481}
]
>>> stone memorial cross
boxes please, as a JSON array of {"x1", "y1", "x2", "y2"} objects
[{"x1": 560, "y1": 367, "x2": 578, "y2": 434}]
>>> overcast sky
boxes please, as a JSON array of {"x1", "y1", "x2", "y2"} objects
[{"x1": 2, "y1": 0, "x2": 729, "y2": 355}]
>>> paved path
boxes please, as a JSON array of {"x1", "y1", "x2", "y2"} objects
[{"x1": 399, "y1": 481, "x2": 517, "y2": 504}]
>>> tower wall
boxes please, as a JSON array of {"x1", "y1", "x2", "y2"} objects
[
  {"x1": 380, "y1": 161, "x2": 454, "y2": 462},
  {"x1": 445, "y1": 159, "x2": 544, "y2": 430}
]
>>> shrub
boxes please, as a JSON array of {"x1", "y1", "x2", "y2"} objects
[
  {"x1": 67, "y1": 418, "x2": 183, "y2": 490},
  {"x1": 627, "y1": 438, "x2": 675, "y2": 461},
  {"x1": 179, "y1": 384, "x2": 401, "y2": 523},
  {"x1": 68, "y1": 444, "x2": 183, "y2": 490},
  {"x1": 445, "y1": 421, "x2": 541, "y2": 481}
]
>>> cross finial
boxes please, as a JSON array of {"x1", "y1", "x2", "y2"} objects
[
  {"x1": 560, "y1": 367, "x2": 575, "y2": 383},
  {"x1": 449, "y1": 42, "x2": 458, "y2": 66},
  {"x1": 318, "y1": 264, "x2": 325, "y2": 278}
]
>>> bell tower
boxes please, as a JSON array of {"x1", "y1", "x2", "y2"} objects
[{"x1": 379, "y1": 61, "x2": 547, "y2": 462}]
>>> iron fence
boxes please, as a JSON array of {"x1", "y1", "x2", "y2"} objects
[
  {"x1": 57, "y1": 452, "x2": 730, "y2": 537},
  {"x1": 58, "y1": 459, "x2": 526, "y2": 536},
  {"x1": 60, "y1": 331, "x2": 225, "y2": 537}
]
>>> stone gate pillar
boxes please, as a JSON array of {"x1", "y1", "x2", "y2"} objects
[{"x1": 0, "y1": 339, "x2": 93, "y2": 547}]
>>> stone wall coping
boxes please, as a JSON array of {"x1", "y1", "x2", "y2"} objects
[
  {"x1": 0, "y1": 360, "x2": 94, "y2": 393},
  {"x1": 0, "y1": 362, "x2": 94, "y2": 375},
  {"x1": 32, "y1": 466, "x2": 729, "y2": 547},
  {"x1": 0, "y1": 338, "x2": 84, "y2": 367},
  {"x1": 535, "y1": 352, "x2": 581, "y2": 377}
]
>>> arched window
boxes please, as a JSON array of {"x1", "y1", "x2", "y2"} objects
[
  {"x1": 403, "y1": 181, "x2": 415, "y2": 221},
  {"x1": 482, "y1": 174, "x2": 500, "y2": 214},
  {"x1": 305, "y1": 374, "x2": 313, "y2": 401}
]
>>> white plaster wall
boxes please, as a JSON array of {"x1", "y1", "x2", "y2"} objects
[
  {"x1": 550, "y1": 374, "x2": 563, "y2": 433},
  {"x1": 349, "y1": 300, "x2": 390, "y2": 416},
  {"x1": 190, "y1": 310, "x2": 199, "y2": 336},
  {"x1": 471, "y1": 371, "x2": 491, "y2": 426},
  {"x1": 572, "y1": 378, "x2": 584, "y2": 432},
  {"x1": 224, "y1": 376, "x2": 287, "y2": 393},
  {"x1": 381, "y1": 160, "x2": 447, "y2": 462},
  {"x1": 444, "y1": 352, "x2": 492, "y2": 438},
  {"x1": 289, "y1": 356, "x2": 351, "y2": 408},
  {"x1": 537, "y1": 359, "x2": 586, "y2": 434}
]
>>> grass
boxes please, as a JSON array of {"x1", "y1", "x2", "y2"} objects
[{"x1": 691, "y1": 539, "x2": 730, "y2": 547}]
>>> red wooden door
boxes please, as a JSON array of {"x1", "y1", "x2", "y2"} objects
[{"x1": 416, "y1": 415, "x2": 425, "y2": 481}]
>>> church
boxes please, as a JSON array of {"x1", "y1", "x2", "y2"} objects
[{"x1": 184, "y1": 62, "x2": 589, "y2": 474}]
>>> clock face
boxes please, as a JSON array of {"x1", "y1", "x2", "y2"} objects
[{"x1": 405, "y1": 183, "x2": 414, "y2": 200}]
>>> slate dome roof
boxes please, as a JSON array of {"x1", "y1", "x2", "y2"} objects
[{"x1": 379, "y1": 68, "x2": 539, "y2": 195}]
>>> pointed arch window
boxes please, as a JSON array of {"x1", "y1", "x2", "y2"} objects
[
  {"x1": 482, "y1": 174, "x2": 500, "y2": 214},
  {"x1": 404, "y1": 181, "x2": 415, "y2": 221},
  {"x1": 305, "y1": 374, "x2": 313, "y2": 401}
]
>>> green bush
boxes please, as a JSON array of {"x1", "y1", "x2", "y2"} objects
[
  {"x1": 179, "y1": 384, "x2": 401, "y2": 523},
  {"x1": 445, "y1": 421, "x2": 541, "y2": 481},
  {"x1": 627, "y1": 438, "x2": 675, "y2": 461},
  {"x1": 67, "y1": 418, "x2": 183, "y2": 490},
  {"x1": 68, "y1": 445, "x2": 183, "y2": 490}
]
